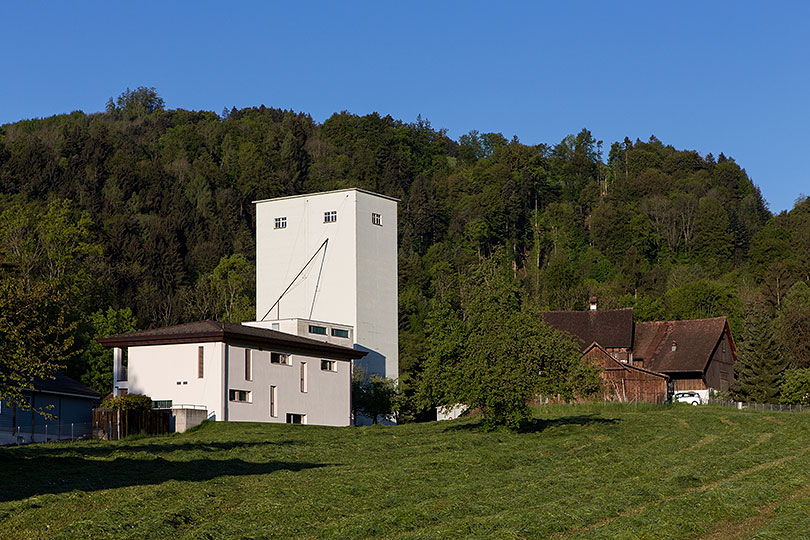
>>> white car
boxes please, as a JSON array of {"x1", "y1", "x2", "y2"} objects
[{"x1": 673, "y1": 391, "x2": 702, "y2": 405}]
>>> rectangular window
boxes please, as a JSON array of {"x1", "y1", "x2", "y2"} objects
[
  {"x1": 321, "y1": 360, "x2": 337, "y2": 372},
  {"x1": 372, "y1": 212, "x2": 382, "y2": 226},
  {"x1": 300, "y1": 362, "x2": 308, "y2": 393},
  {"x1": 308, "y1": 325, "x2": 327, "y2": 335},
  {"x1": 271, "y1": 352, "x2": 289, "y2": 365},
  {"x1": 274, "y1": 217, "x2": 287, "y2": 229},
  {"x1": 229, "y1": 389, "x2": 251, "y2": 402},
  {"x1": 153, "y1": 400, "x2": 173, "y2": 409},
  {"x1": 331, "y1": 328, "x2": 349, "y2": 339},
  {"x1": 245, "y1": 349, "x2": 252, "y2": 381},
  {"x1": 286, "y1": 413, "x2": 305, "y2": 424},
  {"x1": 198, "y1": 346, "x2": 204, "y2": 378},
  {"x1": 270, "y1": 385, "x2": 277, "y2": 417},
  {"x1": 324, "y1": 210, "x2": 337, "y2": 223}
]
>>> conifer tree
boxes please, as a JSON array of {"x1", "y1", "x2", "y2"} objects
[{"x1": 734, "y1": 301, "x2": 787, "y2": 403}]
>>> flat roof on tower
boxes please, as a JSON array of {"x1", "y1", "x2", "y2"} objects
[{"x1": 253, "y1": 188, "x2": 400, "y2": 205}]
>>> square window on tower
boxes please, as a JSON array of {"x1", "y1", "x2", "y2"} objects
[{"x1": 324, "y1": 210, "x2": 337, "y2": 223}]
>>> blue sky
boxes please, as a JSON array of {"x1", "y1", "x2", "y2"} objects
[{"x1": 2, "y1": 2, "x2": 807, "y2": 213}]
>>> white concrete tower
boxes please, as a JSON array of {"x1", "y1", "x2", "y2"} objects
[{"x1": 254, "y1": 189, "x2": 398, "y2": 380}]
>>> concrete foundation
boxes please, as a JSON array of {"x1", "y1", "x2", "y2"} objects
[{"x1": 172, "y1": 408, "x2": 208, "y2": 433}]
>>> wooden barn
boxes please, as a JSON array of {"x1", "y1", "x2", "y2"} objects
[
  {"x1": 541, "y1": 302, "x2": 737, "y2": 404},
  {"x1": 634, "y1": 317, "x2": 736, "y2": 401},
  {"x1": 583, "y1": 342, "x2": 670, "y2": 403}
]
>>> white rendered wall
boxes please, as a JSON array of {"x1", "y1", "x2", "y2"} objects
[
  {"x1": 255, "y1": 189, "x2": 398, "y2": 380},
  {"x1": 126, "y1": 342, "x2": 351, "y2": 426},
  {"x1": 245, "y1": 318, "x2": 354, "y2": 347},
  {"x1": 127, "y1": 342, "x2": 225, "y2": 420},
  {"x1": 226, "y1": 345, "x2": 350, "y2": 426},
  {"x1": 355, "y1": 191, "x2": 398, "y2": 379}
]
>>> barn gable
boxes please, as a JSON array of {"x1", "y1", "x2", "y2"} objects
[{"x1": 583, "y1": 342, "x2": 669, "y2": 403}]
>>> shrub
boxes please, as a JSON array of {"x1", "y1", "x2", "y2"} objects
[{"x1": 100, "y1": 393, "x2": 153, "y2": 411}]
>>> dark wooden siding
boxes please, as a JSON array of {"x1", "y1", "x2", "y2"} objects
[
  {"x1": 705, "y1": 331, "x2": 735, "y2": 391},
  {"x1": 584, "y1": 347, "x2": 668, "y2": 403},
  {"x1": 671, "y1": 377, "x2": 708, "y2": 391}
]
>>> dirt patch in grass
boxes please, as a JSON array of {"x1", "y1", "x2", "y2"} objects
[{"x1": 687, "y1": 434, "x2": 719, "y2": 451}]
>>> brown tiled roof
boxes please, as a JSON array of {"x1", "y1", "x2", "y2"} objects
[
  {"x1": 98, "y1": 320, "x2": 365, "y2": 361},
  {"x1": 634, "y1": 317, "x2": 729, "y2": 373},
  {"x1": 541, "y1": 309, "x2": 634, "y2": 351}
]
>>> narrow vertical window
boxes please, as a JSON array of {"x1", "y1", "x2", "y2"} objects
[
  {"x1": 198, "y1": 346, "x2": 204, "y2": 378},
  {"x1": 245, "y1": 349, "x2": 252, "y2": 381},
  {"x1": 300, "y1": 362, "x2": 307, "y2": 393},
  {"x1": 372, "y1": 212, "x2": 382, "y2": 226},
  {"x1": 270, "y1": 385, "x2": 277, "y2": 417}
]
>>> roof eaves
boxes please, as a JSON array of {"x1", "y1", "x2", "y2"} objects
[
  {"x1": 98, "y1": 324, "x2": 365, "y2": 361},
  {"x1": 253, "y1": 187, "x2": 400, "y2": 205}
]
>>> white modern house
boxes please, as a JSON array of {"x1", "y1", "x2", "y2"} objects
[
  {"x1": 100, "y1": 320, "x2": 364, "y2": 426},
  {"x1": 102, "y1": 188, "x2": 398, "y2": 428},
  {"x1": 253, "y1": 188, "x2": 399, "y2": 381}
]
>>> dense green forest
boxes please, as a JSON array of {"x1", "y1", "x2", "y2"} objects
[{"x1": 1, "y1": 88, "x2": 808, "y2": 411}]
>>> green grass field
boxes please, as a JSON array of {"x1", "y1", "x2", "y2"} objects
[{"x1": 3, "y1": 403, "x2": 810, "y2": 539}]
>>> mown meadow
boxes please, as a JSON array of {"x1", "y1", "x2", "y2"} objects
[{"x1": 2, "y1": 403, "x2": 810, "y2": 539}]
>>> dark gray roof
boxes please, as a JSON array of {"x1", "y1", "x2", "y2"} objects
[
  {"x1": 29, "y1": 372, "x2": 99, "y2": 398},
  {"x1": 98, "y1": 320, "x2": 365, "y2": 361},
  {"x1": 541, "y1": 309, "x2": 634, "y2": 351}
]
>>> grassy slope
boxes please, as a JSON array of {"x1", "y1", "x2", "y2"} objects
[{"x1": 2, "y1": 404, "x2": 810, "y2": 540}]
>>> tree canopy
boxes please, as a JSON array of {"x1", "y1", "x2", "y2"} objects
[{"x1": 0, "y1": 88, "x2": 805, "y2": 412}]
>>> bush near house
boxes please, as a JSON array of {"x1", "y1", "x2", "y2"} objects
[{"x1": 99, "y1": 393, "x2": 153, "y2": 411}]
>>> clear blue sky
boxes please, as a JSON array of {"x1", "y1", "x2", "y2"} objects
[{"x1": 2, "y1": 2, "x2": 807, "y2": 213}]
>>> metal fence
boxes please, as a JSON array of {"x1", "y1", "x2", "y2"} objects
[
  {"x1": 563, "y1": 398, "x2": 810, "y2": 414},
  {"x1": 0, "y1": 422, "x2": 94, "y2": 445},
  {"x1": 708, "y1": 399, "x2": 807, "y2": 413}
]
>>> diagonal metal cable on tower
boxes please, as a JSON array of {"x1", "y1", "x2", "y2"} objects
[{"x1": 260, "y1": 238, "x2": 329, "y2": 322}]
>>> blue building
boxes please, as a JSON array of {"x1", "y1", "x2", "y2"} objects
[{"x1": 0, "y1": 372, "x2": 99, "y2": 444}]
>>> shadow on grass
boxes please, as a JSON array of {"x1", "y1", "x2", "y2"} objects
[
  {"x1": 3, "y1": 439, "x2": 300, "y2": 459},
  {"x1": 518, "y1": 414, "x2": 620, "y2": 433},
  {"x1": 0, "y1": 454, "x2": 328, "y2": 502},
  {"x1": 442, "y1": 414, "x2": 620, "y2": 433}
]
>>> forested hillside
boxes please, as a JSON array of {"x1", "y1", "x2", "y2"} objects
[{"x1": 1, "y1": 88, "x2": 808, "y2": 410}]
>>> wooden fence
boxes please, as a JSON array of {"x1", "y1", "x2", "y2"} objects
[{"x1": 92, "y1": 408, "x2": 171, "y2": 440}]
